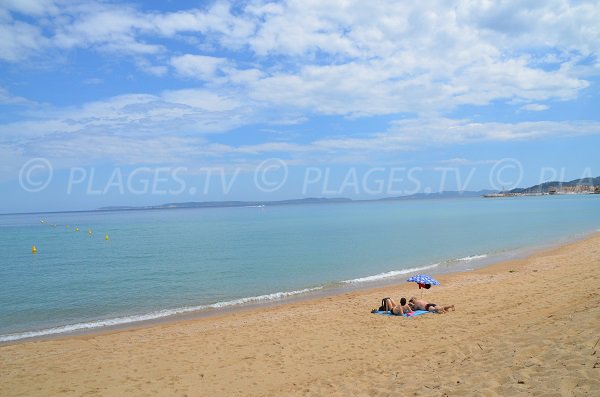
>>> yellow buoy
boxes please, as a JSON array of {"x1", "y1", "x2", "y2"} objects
[
  {"x1": 32, "y1": 245, "x2": 37, "y2": 254},
  {"x1": 66, "y1": 225, "x2": 69, "y2": 228},
  {"x1": 88, "y1": 229, "x2": 92, "y2": 235},
  {"x1": 75, "y1": 227, "x2": 79, "y2": 232},
  {"x1": 105, "y1": 234, "x2": 109, "y2": 241}
]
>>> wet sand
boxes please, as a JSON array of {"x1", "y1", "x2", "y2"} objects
[{"x1": 1, "y1": 233, "x2": 599, "y2": 396}]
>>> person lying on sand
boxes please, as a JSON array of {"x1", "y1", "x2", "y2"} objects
[
  {"x1": 372, "y1": 297, "x2": 414, "y2": 315},
  {"x1": 408, "y1": 297, "x2": 455, "y2": 314}
]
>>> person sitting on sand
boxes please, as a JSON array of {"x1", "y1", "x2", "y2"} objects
[
  {"x1": 408, "y1": 297, "x2": 454, "y2": 314},
  {"x1": 373, "y1": 297, "x2": 414, "y2": 315}
]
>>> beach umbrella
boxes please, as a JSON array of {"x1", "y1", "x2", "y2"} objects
[{"x1": 406, "y1": 274, "x2": 440, "y2": 297}]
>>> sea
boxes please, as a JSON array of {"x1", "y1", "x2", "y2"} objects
[{"x1": 1, "y1": 195, "x2": 599, "y2": 342}]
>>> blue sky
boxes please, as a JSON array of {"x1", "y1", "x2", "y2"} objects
[{"x1": 1, "y1": 0, "x2": 599, "y2": 213}]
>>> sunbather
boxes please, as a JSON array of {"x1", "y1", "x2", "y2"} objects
[
  {"x1": 408, "y1": 297, "x2": 454, "y2": 313},
  {"x1": 373, "y1": 297, "x2": 413, "y2": 315}
]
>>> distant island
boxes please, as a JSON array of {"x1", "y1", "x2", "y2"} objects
[
  {"x1": 96, "y1": 177, "x2": 599, "y2": 211},
  {"x1": 97, "y1": 190, "x2": 495, "y2": 211},
  {"x1": 98, "y1": 197, "x2": 352, "y2": 211},
  {"x1": 483, "y1": 176, "x2": 600, "y2": 198}
]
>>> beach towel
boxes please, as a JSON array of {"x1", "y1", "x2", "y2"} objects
[{"x1": 371, "y1": 310, "x2": 430, "y2": 317}]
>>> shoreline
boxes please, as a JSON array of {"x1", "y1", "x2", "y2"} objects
[
  {"x1": 1, "y1": 228, "x2": 597, "y2": 345},
  {"x1": 1, "y1": 232, "x2": 599, "y2": 395}
]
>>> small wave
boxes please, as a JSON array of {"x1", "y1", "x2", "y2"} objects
[
  {"x1": 455, "y1": 254, "x2": 488, "y2": 262},
  {"x1": 341, "y1": 263, "x2": 439, "y2": 284},
  {"x1": 207, "y1": 286, "x2": 322, "y2": 308},
  {"x1": 0, "y1": 286, "x2": 322, "y2": 343}
]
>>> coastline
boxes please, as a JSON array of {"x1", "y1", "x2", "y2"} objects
[
  {"x1": 1, "y1": 232, "x2": 599, "y2": 395},
  {"x1": 1, "y1": 228, "x2": 597, "y2": 344}
]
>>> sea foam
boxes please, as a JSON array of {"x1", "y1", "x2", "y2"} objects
[
  {"x1": 341, "y1": 263, "x2": 439, "y2": 284},
  {"x1": 0, "y1": 286, "x2": 322, "y2": 343},
  {"x1": 341, "y1": 253, "x2": 490, "y2": 285},
  {"x1": 455, "y1": 254, "x2": 488, "y2": 262}
]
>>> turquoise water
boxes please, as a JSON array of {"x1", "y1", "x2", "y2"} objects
[{"x1": 1, "y1": 195, "x2": 599, "y2": 341}]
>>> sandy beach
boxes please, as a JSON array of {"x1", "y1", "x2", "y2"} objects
[{"x1": 1, "y1": 234, "x2": 599, "y2": 396}]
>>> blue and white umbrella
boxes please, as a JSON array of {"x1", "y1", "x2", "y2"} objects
[
  {"x1": 407, "y1": 274, "x2": 440, "y2": 285},
  {"x1": 407, "y1": 274, "x2": 440, "y2": 297}
]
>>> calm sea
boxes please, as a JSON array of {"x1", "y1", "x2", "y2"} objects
[{"x1": 1, "y1": 195, "x2": 599, "y2": 341}]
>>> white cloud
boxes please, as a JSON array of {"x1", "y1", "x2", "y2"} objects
[
  {"x1": 2, "y1": 110, "x2": 600, "y2": 182},
  {"x1": 149, "y1": 2, "x2": 255, "y2": 43},
  {"x1": 135, "y1": 58, "x2": 168, "y2": 76},
  {"x1": 521, "y1": 104, "x2": 549, "y2": 112},
  {"x1": 1, "y1": 0, "x2": 598, "y2": 114},
  {"x1": 438, "y1": 158, "x2": 471, "y2": 166},
  {"x1": 0, "y1": 0, "x2": 58, "y2": 16},
  {"x1": 233, "y1": 55, "x2": 586, "y2": 116},
  {"x1": 390, "y1": 118, "x2": 600, "y2": 143},
  {"x1": 0, "y1": 19, "x2": 47, "y2": 61},
  {"x1": 0, "y1": 90, "x2": 249, "y2": 143},
  {"x1": 247, "y1": 0, "x2": 359, "y2": 57},
  {"x1": 438, "y1": 158, "x2": 502, "y2": 166},
  {"x1": 307, "y1": 118, "x2": 600, "y2": 152},
  {"x1": 0, "y1": 1, "x2": 254, "y2": 61},
  {"x1": 170, "y1": 54, "x2": 227, "y2": 79},
  {"x1": 30, "y1": 134, "x2": 208, "y2": 165},
  {"x1": 464, "y1": 0, "x2": 600, "y2": 57},
  {"x1": 161, "y1": 89, "x2": 240, "y2": 112},
  {"x1": 2, "y1": 0, "x2": 600, "y2": 179},
  {"x1": 50, "y1": 4, "x2": 162, "y2": 55},
  {"x1": 0, "y1": 86, "x2": 34, "y2": 106}
]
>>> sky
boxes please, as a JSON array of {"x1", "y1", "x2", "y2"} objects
[{"x1": 1, "y1": 0, "x2": 599, "y2": 213}]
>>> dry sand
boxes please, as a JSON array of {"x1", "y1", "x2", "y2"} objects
[{"x1": 1, "y1": 234, "x2": 600, "y2": 396}]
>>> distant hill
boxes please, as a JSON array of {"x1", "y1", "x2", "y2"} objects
[
  {"x1": 96, "y1": 180, "x2": 599, "y2": 211},
  {"x1": 97, "y1": 191, "x2": 495, "y2": 211},
  {"x1": 379, "y1": 190, "x2": 496, "y2": 200},
  {"x1": 510, "y1": 177, "x2": 600, "y2": 194},
  {"x1": 97, "y1": 197, "x2": 352, "y2": 211}
]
